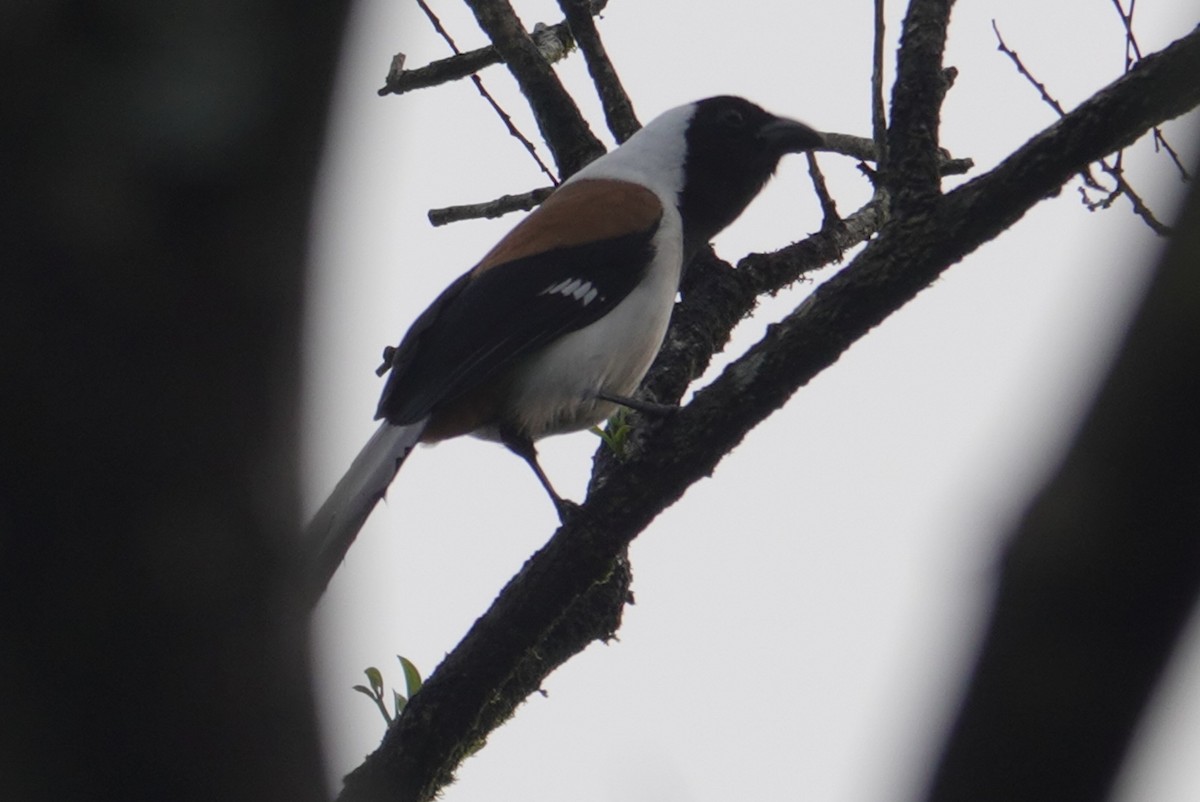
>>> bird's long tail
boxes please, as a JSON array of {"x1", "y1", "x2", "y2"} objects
[{"x1": 304, "y1": 420, "x2": 426, "y2": 603}]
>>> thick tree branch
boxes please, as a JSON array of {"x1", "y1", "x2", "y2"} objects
[
  {"x1": 334, "y1": 23, "x2": 1200, "y2": 802},
  {"x1": 626, "y1": 199, "x2": 885, "y2": 417},
  {"x1": 885, "y1": 0, "x2": 956, "y2": 214},
  {"x1": 582, "y1": 199, "x2": 886, "y2": 496}
]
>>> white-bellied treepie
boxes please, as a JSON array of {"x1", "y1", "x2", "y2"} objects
[{"x1": 306, "y1": 96, "x2": 823, "y2": 591}]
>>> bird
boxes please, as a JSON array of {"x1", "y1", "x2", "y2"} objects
[{"x1": 305, "y1": 95, "x2": 823, "y2": 595}]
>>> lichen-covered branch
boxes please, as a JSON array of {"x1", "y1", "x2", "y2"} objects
[{"x1": 885, "y1": 0, "x2": 955, "y2": 214}]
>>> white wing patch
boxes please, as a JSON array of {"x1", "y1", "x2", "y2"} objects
[{"x1": 539, "y1": 278, "x2": 603, "y2": 307}]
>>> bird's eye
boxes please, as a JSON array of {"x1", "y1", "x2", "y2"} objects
[{"x1": 718, "y1": 107, "x2": 746, "y2": 129}]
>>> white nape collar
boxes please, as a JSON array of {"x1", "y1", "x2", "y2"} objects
[{"x1": 564, "y1": 102, "x2": 697, "y2": 205}]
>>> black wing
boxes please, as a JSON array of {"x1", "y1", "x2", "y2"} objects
[{"x1": 376, "y1": 222, "x2": 660, "y2": 424}]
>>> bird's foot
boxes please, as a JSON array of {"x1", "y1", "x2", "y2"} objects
[
  {"x1": 595, "y1": 391, "x2": 679, "y2": 417},
  {"x1": 553, "y1": 496, "x2": 583, "y2": 524}
]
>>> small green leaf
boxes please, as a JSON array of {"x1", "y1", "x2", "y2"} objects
[
  {"x1": 364, "y1": 666, "x2": 384, "y2": 695},
  {"x1": 393, "y1": 689, "x2": 407, "y2": 717},
  {"x1": 593, "y1": 410, "x2": 632, "y2": 457},
  {"x1": 352, "y1": 685, "x2": 375, "y2": 699},
  {"x1": 397, "y1": 655, "x2": 423, "y2": 697}
]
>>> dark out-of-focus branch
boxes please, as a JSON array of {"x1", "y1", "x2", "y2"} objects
[
  {"x1": 1, "y1": 2, "x2": 348, "y2": 799},
  {"x1": 924, "y1": 141, "x2": 1200, "y2": 802}
]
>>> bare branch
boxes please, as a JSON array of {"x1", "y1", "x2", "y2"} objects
[
  {"x1": 1154, "y1": 125, "x2": 1192, "y2": 180},
  {"x1": 463, "y1": 0, "x2": 605, "y2": 177},
  {"x1": 377, "y1": 22, "x2": 575, "y2": 96},
  {"x1": 993, "y1": 20, "x2": 1107, "y2": 196},
  {"x1": 558, "y1": 0, "x2": 641, "y2": 142},
  {"x1": 992, "y1": 17, "x2": 1181, "y2": 233},
  {"x1": 807, "y1": 152, "x2": 843, "y2": 230},
  {"x1": 1109, "y1": 2, "x2": 1191, "y2": 181},
  {"x1": 823, "y1": 131, "x2": 973, "y2": 175},
  {"x1": 415, "y1": 0, "x2": 559, "y2": 185},
  {"x1": 1111, "y1": 0, "x2": 1144, "y2": 66},
  {"x1": 885, "y1": 0, "x2": 956, "y2": 214},
  {"x1": 427, "y1": 186, "x2": 554, "y2": 227},
  {"x1": 991, "y1": 20, "x2": 1068, "y2": 115},
  {"x1": 872, "y1": 0, "x2": 889, "y2": 166},
  {"x1": 1093, "y1": 160, "x2": 1173, "y2": 234}
]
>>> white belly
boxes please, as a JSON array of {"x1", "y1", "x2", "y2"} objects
[{"x1": 494, "y1": 240, "x2": 682, "y2": 440}]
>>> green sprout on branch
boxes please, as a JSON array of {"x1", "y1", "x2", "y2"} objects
[{"x1": 353, "y1": 655, "x2": 424, "y2": 726}]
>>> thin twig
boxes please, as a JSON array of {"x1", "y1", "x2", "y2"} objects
[
  {"x1": 871, "y1": 0, "x2": 888, "y2": 168},
  {"x1": 822, "y1": 133, "x2": 972, "y2": 175},
  {"x1": 1153, "y1": 128, "x2": 1192, "y2": 181},
  {"x1": 463, "y1": 0, "x2": 605, "y2": 177},
  {"x1": 1110, "y1": 0, "x2": 1190, "y2": 182},
  {"x1": 991, "y1": 20, "x2": 1067, "y2": 115},
  {"x1": 428, "y1": 186, "x2": 554, "y2": 227},
  {"x1": 1090, "y1": 161, "x2": 1172, "y2": 234},
  {"x1": 1111, "y1": 0, "x2": 1144, "y2": 67},
  {"x1": 992, "y1": 17, "x2": 1173, "y2": 233},
  {"x1": 416, "y1": 0, "x2": 559, "y2": 185}
]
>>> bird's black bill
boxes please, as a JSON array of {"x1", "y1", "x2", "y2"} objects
[{"x1": 758, "y1": 118, "x2": 825, "y2": 153}]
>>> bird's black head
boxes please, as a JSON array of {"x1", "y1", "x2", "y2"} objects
[{"x1": 678, "y1": 96, "x2": 824, "y2": 260}]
